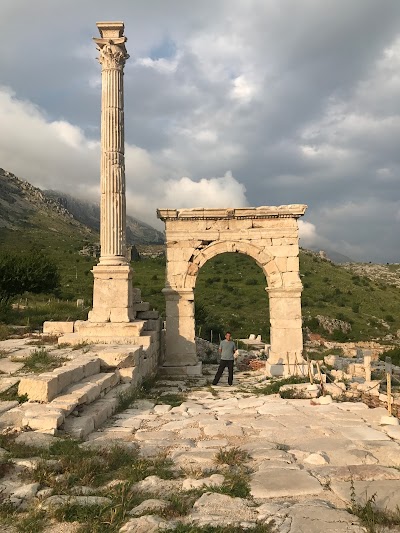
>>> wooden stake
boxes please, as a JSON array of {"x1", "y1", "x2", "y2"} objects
[
  {"x1": 386, "y1": 357, "x2": 393, "y2": 416},
  {"x1": 307, "y1": 355, "x2": 314, "y2": 384},
  {"x1": 286, "y1": 352, "x2": 290, "y2": 376},
  {"x1": 316, "y1": 361, "x2": 324, "y2": 395}
]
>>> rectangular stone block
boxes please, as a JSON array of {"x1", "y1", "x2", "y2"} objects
[
  {"x1": 64, "y1": 415, "x2": 95, "y2": 439},
  {"x1": 287, "y1": 256, "x2": 300, "y2": 272},
  {"x1": 18, "y1": 375, "x2": 59, "y2": 402},
  {"x1": 132, "y1": 302, "x2": 150, "y2": 312},
  {"x1": 271, "y1": 245, "x2": 299, "y2": 257},
  {"x1": 132, "y1": 288, "x2": 142, "y2": 303},
  {"x1": 282, "y1": 271, "x2": 301, "y2": 286},
  {"x1": 272, "y1": 237, "x2": 298, "y2": 246},
  {"x1": 52, "y1": 367, "x2": 78, "y2": 394},
  {"x1": 137, "y1": 311, "x2": 160, "y2": 320},
  {"x1": 117, "y1": 366, "x2": 141, "y2": 384},
  {"x1": 96, "y1": 347, "x2": 142, "y2": 369},
  {"x1": 43, "y1": 321, "x2": 74, "y2": 335},
  {"x1": 82, "y1": 357, "x2": 102, "y2": 378}
]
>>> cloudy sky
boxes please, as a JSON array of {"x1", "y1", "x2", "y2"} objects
[{"x1": 1, "y1": 0, "x2": 400, "y2": 262}]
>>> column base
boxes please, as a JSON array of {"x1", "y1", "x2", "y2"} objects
[
  {"x1": 159, "y1": 362, "x2": 202, "y2": 377},
  {"x1": 89, "y1": 264, "x2": 134, "y2": 323}
]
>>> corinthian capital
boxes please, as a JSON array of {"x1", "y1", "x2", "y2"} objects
[
  {"x1": 97, "y1": 42, "x2": 129, "y2": 69},
  {"x1": 94, "y1": 21, "x2": 129, "y2": 70}
]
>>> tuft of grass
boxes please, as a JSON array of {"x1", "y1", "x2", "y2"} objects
[
  {"x1": 275, "y1": 443, "x2": 290, "y2": 451},
  {"x1": 71, "y1": 341, "x2": 92, "y2": 351},
  {"x1": 214, "y1": 447, "x2": 251, "y2": 466},
  {"x1": 13, "y1": 347, "x2": 67, "y2": 373},
  {"x1": 253, "y1": 376, "x2": 308, "y2": 396},
  {"x1": 0, "y1": 383, "x2": 28, "y2": 403},
  {"x1": 116, "y1": 387, "x2": 139, "y2": 413},
  {"x1": 210, "y1": 470, "x2": 251, "y2": 498},
  {"x1": 348, "y1": 479, "x2": 400, "y2": 533},
  {"x1": 156, "y1": 392, "x2": 186, "y2": 407},
  {"x1": 26, "y1": 335, "x2": 58, "y2": 346},
  {"x1": 16, "y1": 510, "x2": 47, "y2": 533},
  {"x1": 279, "y1": 387, "x2": 307, "y2": 399}
]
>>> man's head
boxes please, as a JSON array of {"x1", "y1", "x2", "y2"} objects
[{"x1": 225, "y1": 332, "x2": 231, "y2": 340}]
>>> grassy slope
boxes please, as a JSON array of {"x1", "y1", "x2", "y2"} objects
[
  {"x1": 185, "y1": 250, "x2": 400, "y2": 342},
  {"x1": 2, "y1": 218, "x2": 400, "y2": 343}
]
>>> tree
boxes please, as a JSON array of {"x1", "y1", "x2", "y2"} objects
[{"x1": 0, "y1": 251, "x2": 60, "y2": 305}]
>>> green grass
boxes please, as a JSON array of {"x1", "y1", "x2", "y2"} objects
[
  {"x1": 348, "y1": 480, "x2": 400, "y2": 533},
  {"x1": 214, "y1": 447, "x2": 251, "y2": 466},
  {"x1": 12, "y1": 347, "x2": 67, "y2": 373},
  {"x1": 2, "y1": 240, "x2": 400, "y2": 344},
  {"x1": 252, "y1": 376, "x2": 308, "y2": 396},
  {"x1": 0, "y1": 383, "x2": 27, "y2": 403}
]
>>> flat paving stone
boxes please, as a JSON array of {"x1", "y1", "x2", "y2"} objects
[
  {"x1": 0, "y1": 360, "x2": 25, "y2": 374},
  {"x1": 0, "y1": 377, "x2": 19, "y2": 393},
  {"x1": 340, "y1": 426, "x2": 391, "y2": 441},
  {"x1": 250, "y1": 468, "x2": 323, "y2": 498}
]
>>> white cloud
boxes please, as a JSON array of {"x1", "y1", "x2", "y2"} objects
[{"x1": 298, "y1": 220, "x2": 322, "y2": 248}]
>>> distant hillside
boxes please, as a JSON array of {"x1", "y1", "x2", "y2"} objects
[
  {"x1": 44, "y1": 190, "x2": 164, "y2": 245},
  {"x1": 0, "y1": 168, "x2": 92, "y2": 238}
]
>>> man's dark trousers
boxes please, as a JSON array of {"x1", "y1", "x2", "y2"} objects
[{"x1": 212, "y1": 359, "x2": 234, "y2": 386}]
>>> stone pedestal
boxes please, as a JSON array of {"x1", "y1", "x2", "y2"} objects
[
  {"x1": 161, "y1": 287, "x2": 201, "y2": 375},
  {"x1": 266, "y1": 287, "x2": 305, "y2": 376},
  {"x1": 89, "y1": 265, "x2": 134, "y2": 323}
]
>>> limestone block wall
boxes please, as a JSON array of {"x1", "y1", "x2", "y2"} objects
[{"x1": 157, "y1": 206, "x2": 307, "y2": 370}]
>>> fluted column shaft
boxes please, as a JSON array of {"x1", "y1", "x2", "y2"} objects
[{"x1": 95, "y1": 33, "x2": 129, "y2": 265}]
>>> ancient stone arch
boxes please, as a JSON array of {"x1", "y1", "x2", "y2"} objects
[{"x1": 157, "y1": 205, "x2": 307, "y2": 376}]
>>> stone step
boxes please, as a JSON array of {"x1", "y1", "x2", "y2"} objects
[
  {"x1": 49, "y1": 372, "x2": 119, "y2": 416},
  {"x1": 73, "y1": 320, "x2": 146, "y2": 337},
  {"x1": 18, "y1": 357, "x2": 102, "y2": 402},
  {"x1": 62, "y1": 383, "x2": 133, "y2": 439},
  {"x1": 57, "y1": 334, "x2": 154, "y2": 347},
  {"x1": 93, "y1": 345, "x2": 143, "y2": 369}
]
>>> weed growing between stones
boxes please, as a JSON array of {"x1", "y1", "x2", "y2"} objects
[
  {"x1": 71, "y1": 341, "x2": 92, "y2": 351},
  {"x1": 0, "y1": 383, "x2": 28, "y2": 403},
  {"x1": 15, "y1": 509, "x2": 47, "y2": 533},
  {"x1": 348, "y1": 479, "x2": 400, "y2": 533},
  {"x1": 279, "y1": 387, "x2": 308, "y2": 399},
  {"x1": 26, "y1": 335, "x2": 58, "y2": 346},
  {"x1": 274, "y1": 443, "x2": 290, "y2": 451},
  {"x1": 252, "y1": 376, "x2": 308, "y2": 396},
  {"x1": 156, "y1": 392, "x2": 186, "y2": 407},
  {"x1": 12, "y1": 347, "x2": 67, "y2": 373},
  {"x1": 214, "y1": 446, "x2": 251, "y2": 466}
]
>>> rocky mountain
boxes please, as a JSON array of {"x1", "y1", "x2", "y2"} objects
[
  {"x1": 44, "y1": 190, "x2": 164, "y2": 245},
  {"x1": 0, "y1": 168, "x2": 164, "y2": 245}
]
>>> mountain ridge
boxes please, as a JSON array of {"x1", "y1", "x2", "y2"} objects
[{"x1": 0, "y1": 168, "x2": 164, "y2": 245}]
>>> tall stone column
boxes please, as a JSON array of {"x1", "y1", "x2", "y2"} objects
[{"x1": 88, "y1": 21, "x2": 134, "y2": 323}]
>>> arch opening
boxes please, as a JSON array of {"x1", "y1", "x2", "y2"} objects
[{"x1": 194, "y1": 252, "x2": 269, "y2": 344}]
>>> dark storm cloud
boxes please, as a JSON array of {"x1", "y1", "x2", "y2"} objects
[{"x1": 1, "y1": 0, "x2": 400, "y2": 261}]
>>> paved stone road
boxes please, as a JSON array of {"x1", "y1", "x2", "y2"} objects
[{"x1": 84, "y1": 368, "x2": 400, "y2": 532}]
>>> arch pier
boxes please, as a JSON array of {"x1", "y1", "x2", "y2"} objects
[{"x1": 157, "y1": 205, "x2": 307, "y2": 377}]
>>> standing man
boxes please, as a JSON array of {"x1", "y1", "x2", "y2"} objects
[{"x1": 212, "y1": 332, "x2": 236, "y2": 386}]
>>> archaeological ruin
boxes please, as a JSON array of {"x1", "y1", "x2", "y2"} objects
[
  {"x1": 158, "y1": 206, "x2": 307, "y2": 377},
  {"x1": 41, "y1": 21, "x2": 308, "y2": 380}
]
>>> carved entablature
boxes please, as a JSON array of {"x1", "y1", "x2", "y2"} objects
[{"x1": 157, "y1": 205, "x2": 308, "y2": 221}]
